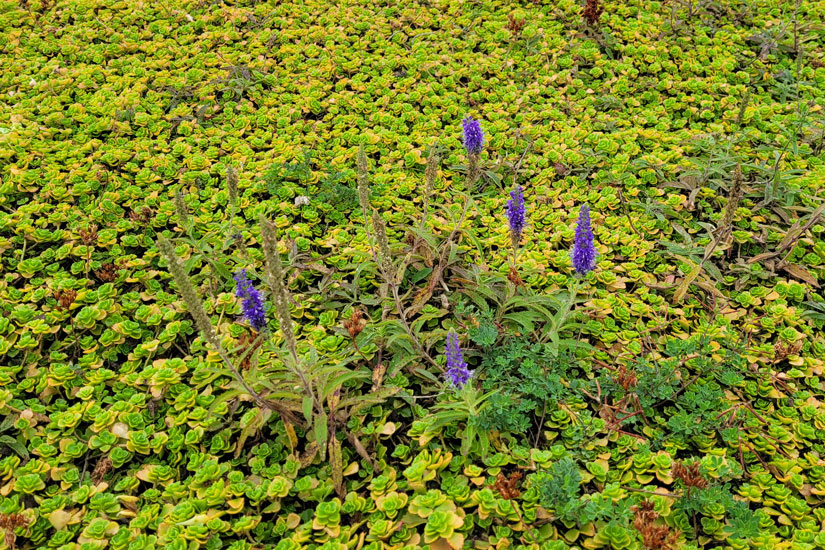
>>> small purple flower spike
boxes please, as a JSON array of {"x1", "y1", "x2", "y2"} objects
[
  {"x1": 462, "y1": 116, "x2": 484, "y2": 155},
  {"x1": 506, "y1": 185, "x2": 526, "y2": 243},
  {"x1": 234, "y1": 269, "x2": 266, "y2": 331},
  {"x1": 445, "y1": 330, "x2": 473, "y2": 389}
]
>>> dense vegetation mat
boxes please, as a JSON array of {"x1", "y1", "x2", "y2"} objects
[{"x1": 3, "y1": 0, "x2": 825, "y2": 548}]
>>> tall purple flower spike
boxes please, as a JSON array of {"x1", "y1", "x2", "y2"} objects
[{"x1": 571, "y1": 204, "x2": 597, "y2": 276}]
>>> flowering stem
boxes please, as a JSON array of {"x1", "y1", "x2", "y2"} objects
[
  {"x1": 510, "y1": 238, "x2": 519, "y2": 268},
  {"x1": 285, "y1": 355, "x2": 321, "y2": 414},
  {"x1": 539, "y1": 277, "x2": 580, "y2": 346},
  {"x1": 222, "y1": 201, "x2": 237, "y2": 249},
  {"x1": 462, "y1": 384, "x2": 478, "y2": 414},
  {"x1": 434, "y1": 193, "x2": 473, "y2": 280},
  {"x1": 565, "y1": 278, "x2": 580, "y2": 326}
]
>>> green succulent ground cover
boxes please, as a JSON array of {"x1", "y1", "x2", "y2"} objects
[{"x1": 4, "y1": 0, "x2": 825, "y2": 548}]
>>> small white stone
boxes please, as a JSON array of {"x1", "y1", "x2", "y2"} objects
[{"x1": 294, "y1": 196, "x2": 310, "y2": 207}]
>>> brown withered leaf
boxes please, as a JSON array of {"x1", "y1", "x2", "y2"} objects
[
  {"x1": 406, "y1": 287, "x2": 433, "y2": 317},
  {"x1": 0, "y1": 513, "x2": 29, "y2": 550},
  {"x1": 779, "y1": 263, "x2": 820, "y2": 287},
  {"x1": 329, "y1": 436, "x2": 345, "y2": 499},
  {"x1": 347, "y1": 431, "x2": 376, "y2": 470},
  {"x1": 236, "y1": 331, "x2": 263, "y2": 370},
  {"x1": 299, "y1": 442, "x2": 319, "y2": 468},
  {"x1": 371, "y1": 362, "x2": 386, "y2": 390},
  {"x1": 284, "y1": 420, "x2": 298, "y2": 452},
  {"x1": 91, "y1": 457, "x2": 113, "y2": 484}
]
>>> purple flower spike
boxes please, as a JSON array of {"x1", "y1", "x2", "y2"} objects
[
  {"x1": 571, "y1": 205, "x2": 597, "y2": 276},
  {"x1": 234, "y1": 269, "x2": 267, "y2": 331},
  {"x1": 506, "y1": 185, "x2": 526, "y2": 242},
  {"x1": 445, "y1": 330, "x2": 473, "y2": 389},
  {"x1": 462, "y1": 116, "x2": 484, "y2": 155}
]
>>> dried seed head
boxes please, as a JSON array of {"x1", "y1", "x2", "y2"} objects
[
  {"x1": 491, "y1": 471, "x2": 522, "y2": 500},
  {"x1": 343, "y1": 310, "x2": 367, "y2": 339},
  {"x1": 613, "y1": 365, "x2": 638, "y2": 391},
  {"x1": 156, "y1": 236, "x2": 219, "y2": 350},
  {"x1": 507, "y1": 266, "x2": 524, "y2": 287},
  {"x1": 55, "y1": 289, "x2": 77, "y2": 311},
  {"x1": 259, "y1": 215, "x2": 297, "y2": 359},
  {"x1": 226, "y1": 165, "x2": 239, "y2": 206},
  {"x1": 424, "y1": 145, "x2": 439, "y2": 198},
  {"x1": 716, "y1": 165, "x2": 744, "y2": 242},
  {"x1": 507, "y1": 14, "x2": 526, "y2": 35},
  {"x1": 672, "y1": 461, "x2": 708, "y2": 489},
  {"x1": 736, "y1": 90, "x2": 751, "y2": 127},
  {"x1": 174, "y1": 190, "x2": 189, "y2": 228},
  {"x1": 632, "y1": 500, "x2": 679, "y2": 550},
  {"x1": 371, "y1": 210, "x2": 394, "y2": 281},
  {"x1": 79, "y1": 225, "x2": 98, "y2": 246},
  {"x1": 583, "y1": 0, "x2": 604, "y2": 26},
  {"x1": 95, "y1": 263, "x2": 117, "y2": 283}
]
